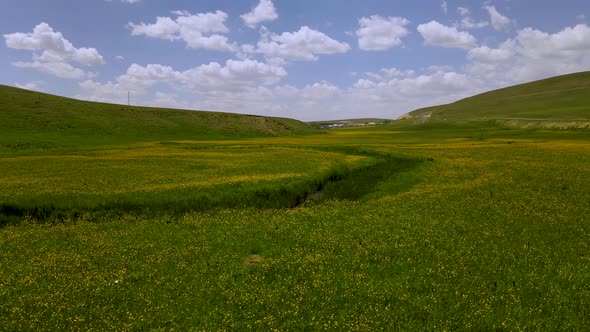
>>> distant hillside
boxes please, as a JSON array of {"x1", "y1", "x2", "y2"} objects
[
  {"x1": 0, "y1": 85, "x2": 314, "y2": 150},
  {"x1": 404, "y1": 71, "x2": 590, "y2": 126}
]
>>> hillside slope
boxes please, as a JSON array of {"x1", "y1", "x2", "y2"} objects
[
  {"x1": 0, "y1": 85, "x2": 314, "y2": 150},
  {"x1": 405, "y1": 71, "x2": 590, "y2": 124}
]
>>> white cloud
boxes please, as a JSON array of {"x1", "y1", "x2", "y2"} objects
[
  {"x1": 441, "y1": 1, "x2": 448, "y2": 14},
  {"x1": 485, "y1": 6, "x2": 513, "y2": 32},
  {"x1": 578, "y1": 14, "x2": 586, "y2": 21},
  {"x1": 181, "y1": 59, "x2": 287, "y2": 90},
  {"x1": 13, "y1": 61, "x2": 93, "y2": 79},
  {"x1": 324, "y1": 69, "x2": 480, "y2": 120},
  {"x1": 354, "y1": 69, "x2": 473, "y2": 97},
  {"x1": 4, "y1": 23, "x2": 103, "y2": 79},
  {"x1": 257, "y1": 26, "x2": 350, "y2": 63},
  {"x1": 467, "y1": 24, "x2": 590, "y2": 83},
  {"x1": 150, "y1": 91, "x2": 192, "y2": 110},
  {"x1": 186, "y1": 68, "x2": 482, "y2": 121},
  {"x1": 128, "y1": 11, "x2": 237, "y2": 52},
  {"x1": 458, "y1": 7, "x2": 470, "y2": 17},
  {"x1": 115, "y1": 55, "x2": 125, "y2": 60},
  {"x1": 356, "y1": 15, "x2": 410, "y2": 51},
  {"x1": 516, "y1": 24, "x2": 590, "y2": 58},
  {"x1": 302, "y1": 82, "x2": 341, "y2": 100},
  {"x1": 14, "y1": 81, "x2": 44, "y2": 92},
  {"x1": 236, "y1": 44, "x2": 257, "y2": 59},
  {"x1": 66, "y1": 14, "x2": 590, "y2": 121},
  {"x1": 77, "y1": 59, "x2": 287, "y2": 104},
  {"x1": 417, "y1": 21, "x2": 477, "y2": 49},
  {"x1": 4, "y1": 22, "x2": 104, "y2": 65},
  {"x1": 468, "y1": 44, "x2": 513, "y2": 62},
  {"x1": 175, "y1": 11, "x2": 229, "y2": 34},
  {"x1": 460, "y1": 17, "x2": 489, "y2": 30},
  {"x1": 338, "y1": 69, "x2": 484, "y2": 120},
  {"x1": 457, "y1": 7, "x2": 488, "y2": 30},
  {"x1": 273, "y1": 85, "x2": 299, "y2": 97},
  {"x1": 128, "y1": 16, "x2": 179, "y2": 40},
  {"x1": 182, "y1": 33, "x2": 235, "y2": 52},
  {"x1": 241, "y1": 0, "x2": 279, "y2": 29},
  {"x1": 365, "y1": 67, "x2": 416, "y2": 81},
  {"x1": 73, "y1": 58, "x2": 485, "y2": 121}
]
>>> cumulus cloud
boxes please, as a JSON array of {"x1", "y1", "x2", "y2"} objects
[
  {"x1": 485, "y1": 6, "x2": 513, "y2": 32},
  {"x1": 460, "y1": 18, "x2": 489, "y2": 30},
  {"x1": 468, "y1": 44, "x2": 513, "y2": 62},
  {"x1": 467, "y1": 24, "x2": 590, "y2": 83},
  {"x1": 13, "y1": 61, "x2": 93, "y2": 79},
  {"x1": 70, "y1": 13, "x2": 590, "y2": 121},
  {"x1": 516, "y1": 24, "x2": 590, "y2": 58},
  {"x1": 150, "y1": 91, "x2": 192, "y2": 110},
  {"x1": 417, "y1": 21, "x2": 477, "y2": 49},
  {"x1": 128, "y1": 11, "x2": 237, "y2": 52},
  {"x1": 364, "y1": 67, "x2": 416, "y2": 82},
  {"x1": 257, "y1": 26, "x2": 350, "y2": 63},
  {"x1": 296, "y1": 68, "x2": 479, "y2": 120},
  {"x1": 302, "y1": 82, "x2": 341, "y2": 100},
  {"x1": 241, "y1": 0, "x2": 279, "y2": 29},
  {"x1": 458, "y1": 7, "x2": 470, "y2": 16},
  {"x1": 181, "y1": 59, "x2": 287, "y2": 90},
  {"x1": 353, "y1": 69, "x2": 473, "y2": 97},
  {"x1": 128, "y1": 16, "x2": 179, "y2": 40},
  {"x1": 77, "y1": 59, "x2": 287, "y2": 103},
  {"x1": 356, "y1": 15, "x2": 410, "y2": 51},
  {"x1": 457, "y1": 7, "x2": 488, "y2": 29},
  {"x1": 4, "y1": 23, "x2": 104, "y2": 79},
  {"x1": 273, "y1": 85, "x2": 299, "y2": 97},
  {"x1": 73, "y1": 60, "x2": 484, "y2": 121},
  {"x1": 4, "y1": 22, "x2": 104, "y2": 65},
  {"x1": 181, "y1": 67, "x2": 482, "y2": 121}
]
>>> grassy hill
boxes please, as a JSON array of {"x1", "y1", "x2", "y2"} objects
[
  {"x1": 405, "y1": 71, "x2": 590, "y2": 125},
  {"x1": 0, "y1": 85, "x2": 314, "y2": 151}
]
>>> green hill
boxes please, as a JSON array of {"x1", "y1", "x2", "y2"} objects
[
  {"x1": 0, "y1": 85, "x2": 314, "y2": 151},
  {"x1": 404, "y1": 71, "x2": 590, "y2": 126}
]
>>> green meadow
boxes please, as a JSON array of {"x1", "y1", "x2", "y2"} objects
[{"x1": 1, "y1": 74, "x2": 590, "y2": 330}]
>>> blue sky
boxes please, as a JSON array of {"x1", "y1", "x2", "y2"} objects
[{"x1": 2, "y1": 0, "x2": 590, "y2": 120}]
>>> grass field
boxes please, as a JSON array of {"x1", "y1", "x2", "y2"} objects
[
  {"x1": 1, "y1": 122, "x2": 589, "y2": 330},
  {"x1": 1, "y1": 141, "x2": 397, "y2": 225},
  {"x1": 1, "y1": 76, "x2": 590, "y2": 330}
]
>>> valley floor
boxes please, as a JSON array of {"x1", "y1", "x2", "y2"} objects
[{"x1": 1, "y1": 124, "x2": 589, "y2": 330}]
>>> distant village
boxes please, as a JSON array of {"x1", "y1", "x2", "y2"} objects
[{"x1": 315, "y1": 120, "x2": 388, "y2": 129}]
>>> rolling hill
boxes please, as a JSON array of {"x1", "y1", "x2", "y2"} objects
[
  {"x1": 403, "y1": 71, "x2": 590, "y2": 126},
  {"x1": 0, "y1": 85, "x2": 315, "y2": 150}
]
